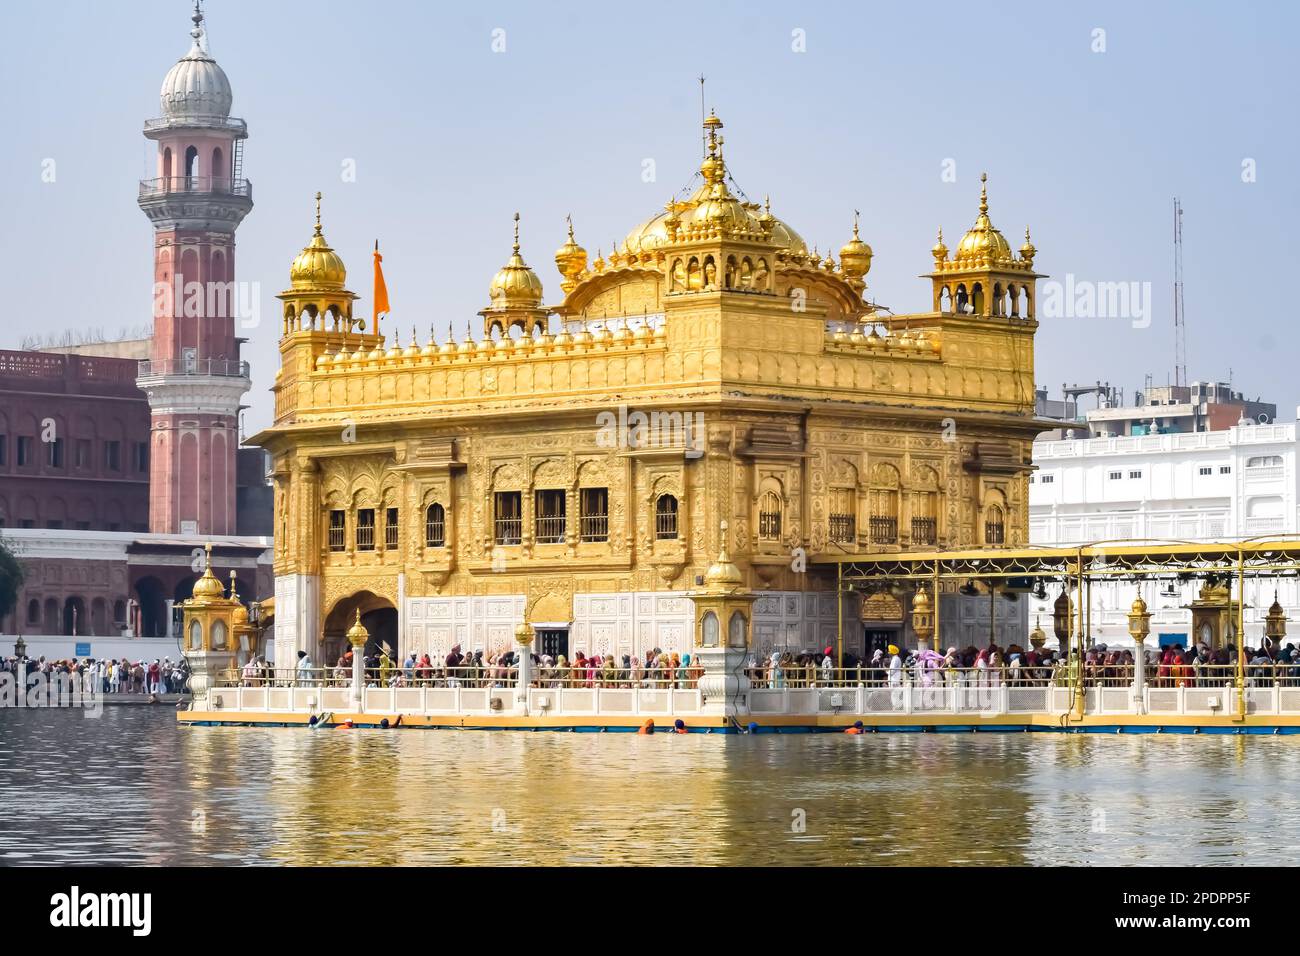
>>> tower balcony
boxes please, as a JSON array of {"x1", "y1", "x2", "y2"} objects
[
  {"x1": 143, "y1": 116, "x2": 249, "y2": 138},
  {"x1": 138, "y1": 176, "x2": 253, "y2": 201},
  {"x1": 138, "y1": 358, "x2": 250, "y2": 379},
  {"x1": 135, "y1": 359, "x2": 252, "y2": 419},
  {"x1": 138, "y1": 177, "x2": 254, "y2": 232}
]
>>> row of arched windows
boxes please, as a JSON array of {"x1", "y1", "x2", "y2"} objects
[
  {"x1": 161, "y1": 145, "x2": 228, "y2": 191},
  {"x1": 22, "y1": 596, "x2": 128, "y2": 636},
  {"x1": 669, "y1": 254, "x2": 771, "y2": 294},
  {"x1": 938, "y1": 281, "x2": 1034, "y2": 318},
  {"x1": 700, "y1": 609, "x2": 748, "y2": 648}
]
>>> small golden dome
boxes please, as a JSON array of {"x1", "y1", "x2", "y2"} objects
[
  {"x1": 954, "y1": 174, "x2": 1012, "y2": 264},
  {"x1": 1019, "y1": 225, "x2": 1037, "y2": 263},
  {"x1": 489, "y1": 213, "x2": 544, "y2": 310},
  {"x1": 290, "y1": 193, "x2": 347, "y2": 291},
  {"x1": 554, "y1": 216, "x2": 588, "y2": 290},
  {"x1": 703, "y1": 520, "x2": 744, "y2": 589},
  {"x1": 438, "y1": 323, "x2": 457, "y2": 356},
  {"x1": 191, "y1": 544, "x2": 225, "y2": 600},
  {"x1": 931, "y1": 227, "x2": 949, "y2": 262},
  {"x1": 1130, "y1": 595, "x2": 1149, "y2": 615},
  {"x1": 231, "y1": 601, "x2": 249, "y2": 626},
  {"x1": 1029, "y1": 616, "x2": 1046, "y2": 644},
  {"x1": 839, "y1": 213, "x2": 873, "y2": 280},
  {"x1": 346, "y1": 608, "x2": 369, "y2": 647}
]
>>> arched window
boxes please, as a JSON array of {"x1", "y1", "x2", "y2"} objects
[
  {"x1": 211, "y1": 619, "x2": 228, "y2": 650},
  {"x1": 985, "y1": 504, "x2": 1005, "y2": 545},
  {"x1": 162, "y1": 147, "x2": 173, "y2": 184},
  {"x1": 758, "y1": 491, "x2": 783, "y2": 541},
  {"x1": 955, "y1": 284, "x2": 969, "y2": 314},
  {"x1": 655, "y1": 494, "x2": 678, "y2": 539},
  {"x1": 188, "y1": 619, "x2": 202, "y2": 650},
  {"x1": 211, "y1": 147, "x2": 224, "y2": 189},
  {"x1": 425, "y1": 503, "x2": 446, "y2": 548},
  {"x1": 26, "y1": 599, "x2": 39, "y2": 626},
  {"x1": 184, "y1": 146, "x2": 199, "y2": 187},
  {"x1": 701, "y1": 611, "x2": 719, "y2": 647},
  {"x1": 869, "y1": 465, "x2": 900, "y2": 544},
  {"x1": 113, "y1": 600, "x2": 127, "y2": 628},
  {"x1": 828, "y1": 487, "x2": 856, "y2": 543},
  {"x1": 971, "y1": 282, "x2": 985, "y2": 315},
  {"x1": 727, "y1": 611, "x2": 748, "y2": 648}
]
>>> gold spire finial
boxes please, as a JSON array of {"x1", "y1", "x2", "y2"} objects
[
  {"x1": 979, "y1": 172, "x2": 988, "y2": 215},
  {"x1": 314, "y1": 191, "x2": 323, "y2": 236},
  {"x1": 512, "y1": 211, "x2": 521, "y2": 254},
  {"x1": 566, "y1": 213, "x2": 575, "y2": 241},
  {"x1": 852, "y1": 209, "x2": 861, "y2": 238}
]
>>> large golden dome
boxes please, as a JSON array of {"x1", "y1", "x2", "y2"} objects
[
  {"x1": 489, "y1": 213, "x2": 544, "y2": 309},
  {"x1": 954, "y1": 174, "x2": 1013, "y2": 264},
  {"x1": 290, "y1": 192, "x2": 347, "y2": 291},
  {"x1": 621, "y1": 112, "x2": 809, "y2": 258}
]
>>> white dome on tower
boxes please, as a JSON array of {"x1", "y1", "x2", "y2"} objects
[{"x1": 159, "y1": 3, "x2": 232, "y2": 122}]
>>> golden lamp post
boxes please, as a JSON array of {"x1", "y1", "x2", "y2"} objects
[
  {"x1": 1126, "y1": 593, "x2": 1151, "y2": 714},
  {"x1": 1265, "y1": 592, "x2": 1288, "y2": 650},
  {"x1": 346, "y1": 610, "x2": 369, "y2": 709}
]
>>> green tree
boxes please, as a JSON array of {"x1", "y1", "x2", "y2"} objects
[{"x1": 0, "y1": 537, "x2": 24, "y2": 624}]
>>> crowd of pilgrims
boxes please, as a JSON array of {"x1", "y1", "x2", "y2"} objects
[
  {"x1": 1, "y1": 655, "x2": 190, "y2": 694},
  {"x1": 746, "y1": 639, "x2": 1300, "y2": 688},
  {"x1": 236, "y1": 637, "x2": 1300, "y2": 689},
  {"x1": 241, "y1": 644, "x2": 705, "y2": 688}
]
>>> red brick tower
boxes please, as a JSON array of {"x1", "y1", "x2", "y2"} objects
[{"x1": 136, "y1": 1, "x2": 252, "y2": 534}]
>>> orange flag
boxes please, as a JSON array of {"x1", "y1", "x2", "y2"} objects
[{"x1": 373, "y1": 239, "x2": 390, "y2": 331}]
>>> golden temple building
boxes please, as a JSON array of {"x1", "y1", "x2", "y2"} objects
[{"x1": 250, "y1": 112, "x2": 1043, "y2": 666}]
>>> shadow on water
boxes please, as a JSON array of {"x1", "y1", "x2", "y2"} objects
[{"x1": 2, "y1": 710, "x2": 1299, "y2": 865}]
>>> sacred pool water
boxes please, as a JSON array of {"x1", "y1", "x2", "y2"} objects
[{"x1": 2, "y1": 709, "x2": 1297, "y2": 866}]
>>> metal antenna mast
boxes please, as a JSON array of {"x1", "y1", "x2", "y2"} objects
[{"x1": 1173, "y1": 197, "x2": 1187, "y2": 388}]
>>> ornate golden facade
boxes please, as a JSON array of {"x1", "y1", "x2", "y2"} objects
[{"x1": 250, "y1": 112, "x2": 1044, "y2": 665}]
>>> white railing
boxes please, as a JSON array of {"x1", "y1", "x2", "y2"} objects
[{"x1": 207, "y1": 683, "x2": 704, "y2": 717}]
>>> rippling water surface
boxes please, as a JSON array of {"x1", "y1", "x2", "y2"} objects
[{"x1": 2, "y1": 708, "x2": 1299, "y2": 865}]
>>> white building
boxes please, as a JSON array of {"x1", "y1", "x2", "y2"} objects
[{"x1": 1027, "y1": 417, "x2": 1300, "y2": 648}]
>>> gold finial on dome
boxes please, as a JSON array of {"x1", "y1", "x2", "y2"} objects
[
  {"x1": 487, "y1": 212, "x2": 544, "y2": 309},
  {"x1": 839, "y1": 210, "x2": 873, "y2": 281},
  {"x1": 954, "y1": 172, "x2": 1012, "y2": 264},
  {"x1": 703, "y1": 519, "x2": 744, "y2": 590},
  {"x1": 192, "y1": 542, "x2": 226, "y2": 600},
  {"x1": 290, "y1": 192, "x2": 348, "y2": 291}
]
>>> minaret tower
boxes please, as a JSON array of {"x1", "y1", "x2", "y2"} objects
[{"x1": 137, "y1": 2, "x2": 253, "y2": 535}]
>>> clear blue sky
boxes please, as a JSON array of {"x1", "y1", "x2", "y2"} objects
[{"x1": 1, "y1": 0, "x2": 1294, "y2": 433}]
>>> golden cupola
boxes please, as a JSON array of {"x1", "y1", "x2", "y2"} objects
[
  {"x1": 927, "y1": 173, "x2": 1043, "y2": 319},
  {"x1": 290, "y1": 192, "x2": 348, "y2": 291},
  {"x1": 954, "y1": 174, "x2": 1012, "y2": 265},
  {"x1": 482, "y1": 213, "x2": 548, "y2": 338},
  {"x1": 278, "y1": 192, "x2": 359, "y2": 339},
  {"x1": 488, "y1": 213, "x2": 544, "y2": 310}
]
